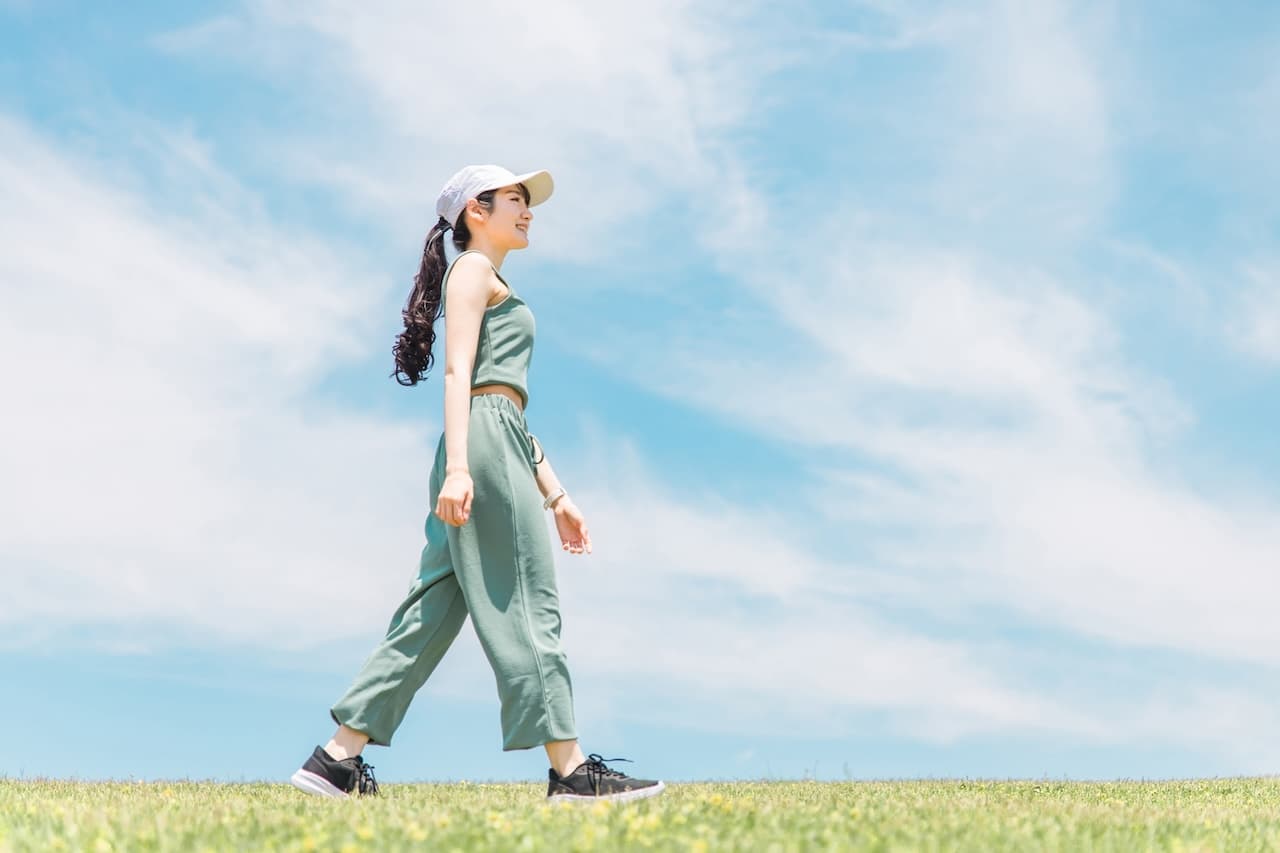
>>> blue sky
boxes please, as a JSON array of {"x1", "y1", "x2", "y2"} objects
[{"x1": 2, "y1": 1, "x2": 1279, "y2": 784}]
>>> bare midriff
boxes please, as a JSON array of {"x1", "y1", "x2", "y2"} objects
[{"x1": 471, "y1": 383, "x2": 524, "y2": 412}]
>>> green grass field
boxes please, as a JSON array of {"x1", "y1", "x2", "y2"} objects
[{"x1": 4, "y1": 778, "x2": 1280, "y2": 851}]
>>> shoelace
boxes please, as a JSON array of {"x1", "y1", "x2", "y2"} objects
[
  {"x1": 582, "y1": 753, "x2": 633, "y2": 790},
  {"x1": 354, "y1": 758, "x2": 379, "y2": 796}
]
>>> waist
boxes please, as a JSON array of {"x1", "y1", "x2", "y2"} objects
[{"x1": 471, "y1": 383, "x2": 525, "y2": 413}]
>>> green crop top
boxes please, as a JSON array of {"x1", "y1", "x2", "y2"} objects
[{"x1": 440, "y1": 249, "x2": 536, "y2": 408}]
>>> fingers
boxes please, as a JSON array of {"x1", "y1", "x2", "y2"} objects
[
  {"x1": 434, "y1": 473, "x2": 474, "y2": 527},
  {"x1": 560, "y1": 529, "x2": 591, "y2": 555},
  {"x1": 434, "y1": 495, "x2": 470, "y2": 527}
]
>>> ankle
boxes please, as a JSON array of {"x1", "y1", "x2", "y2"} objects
[
  {"x1": 323, "y1": 741, "x2": 360, "y2": 762},
  {"x1": 544, "y1": 738, "x2": 585, "y2": 778},
  {"x1": 325, "y1": 725, "x2": 370, "y2": 762},
  {"x1": 554, "y1": 762, "x2": 581, "y2": 778}
]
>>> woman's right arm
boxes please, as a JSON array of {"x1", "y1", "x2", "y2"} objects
[{"x1": 435, "y1": 253, "x2": 495, "y2": 527}]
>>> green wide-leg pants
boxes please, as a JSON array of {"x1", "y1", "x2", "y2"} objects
[{"x1": 329, "y1": 393, "x2": 577, "y2": 750}]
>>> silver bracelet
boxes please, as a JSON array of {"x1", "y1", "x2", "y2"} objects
[{"x1": 542, "y1": 487, "x2": 566, "y2": 510}]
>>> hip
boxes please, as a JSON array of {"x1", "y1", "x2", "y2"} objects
[{"x1": 432, "y1": 392, "x2": 540, "y2": 477}]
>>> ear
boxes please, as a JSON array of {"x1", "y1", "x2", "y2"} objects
[{"x1": 465, "y1": 197, "x2": 486, "y2": 224}]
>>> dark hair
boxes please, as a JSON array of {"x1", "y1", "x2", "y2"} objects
[{"x1": 392, "y1": 184, "x2": 530, "y2": 386}]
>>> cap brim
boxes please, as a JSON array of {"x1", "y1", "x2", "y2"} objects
[{"x1": 510, "y1": 169, "x2": 554, "y2": 207}]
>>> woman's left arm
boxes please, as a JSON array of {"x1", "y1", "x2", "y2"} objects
[
  {"x1": 530, "y1": 436, "x2": 592, "y2": 555},
  {"x1": 530, "y1": 436, "x2": 564, "y2": 504}
]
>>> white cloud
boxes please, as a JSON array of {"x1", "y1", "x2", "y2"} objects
[
  {"x1": 543, "y1": 424, "x2": 1101, "y2": 744},
  {"x1": 532, "y1": 420, "x2": 1280, "y2": 771},
  {"x1": 154, "y1": 0, "x2": 772, "y2": 262},
  {"x1": 0, "y1": 113, "x2": 1054, "y2": 737},
  {"x1": 1226, "y1": 261, "x2": 1280, "y2": 365},
  {"x1": 946, "y1": 1, "x2": 1113, "y2": 238},
  {"x1": 802, "y1": 0, "x2": 1113, "y2": 238},
  {"x1": 12, "y1": 0, "x2": 1280, "y2": 770},
  {"x1": 542, "y1": 1, "x2": 1280, "y2": 681},
  {"x1": 0, "y1": 112, "x2": 1129, "y2": 746},
  {"x1": 591, "y1": 217, "x2": 1280, "y2": 668},
  {"x1": 0, "y1": 114, "x2": 434, "y2": 650}
]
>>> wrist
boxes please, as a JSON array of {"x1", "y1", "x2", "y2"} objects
[
  {"x1": 543, "y1": 487, "x2": 567, "y2": 511},
  {"x1": 446, "y1": 465, "x2": 470, "y2": 476}
]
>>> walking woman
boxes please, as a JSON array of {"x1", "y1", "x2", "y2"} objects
[{"x1": 289, "y1": 165, "x2": 664, "y2": 803}]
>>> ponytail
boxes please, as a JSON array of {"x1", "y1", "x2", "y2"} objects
[
  {"x1": 391, "y1": 217, "x2": 453, "y2": 386},
  {"x1": 390, "y1": 187, "x2": 503, "y2": 386}
]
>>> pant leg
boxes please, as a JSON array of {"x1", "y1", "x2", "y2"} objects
[
  {"x1": 328, "y1": 436, "x2": 469, "y2": 747},
  {"x1": 452, "y1": 395, "x2": 577, "y2": 750}
]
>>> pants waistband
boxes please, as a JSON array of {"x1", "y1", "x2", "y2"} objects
[
  {"x1": 470, "y1": 393, "x2": 543, "y2": 466},
  {"x1": 470, "y1": 391, "x2": 525, "y2": 423}
]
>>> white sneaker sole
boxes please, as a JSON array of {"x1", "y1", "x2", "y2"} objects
[
  {"x1": 290, "y1": 768, "x2": 350, "y2": 799},
  {"x1": 548, "y1": 780, "x2": 666, "y2": 804}
]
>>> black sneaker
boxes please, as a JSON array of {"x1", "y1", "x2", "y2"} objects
[
  {"x1": 290, "y1": 745, "x2": 379, "y2": 798},
  {"x1": 547, "y1": 753, "x2": 665, "y2": 803}
]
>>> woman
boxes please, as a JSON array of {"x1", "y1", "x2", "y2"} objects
[{"x1": 289, "y1": 164, "x2": 664, "y2": 803}]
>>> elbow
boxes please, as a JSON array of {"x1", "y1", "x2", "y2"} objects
[{"x1": 443, "y1": 364, "x2": 473, "y2": 383}]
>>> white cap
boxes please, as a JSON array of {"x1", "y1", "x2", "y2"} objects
[{"x1": 435, "y1": 164, "x2": 555, "y2": 228}]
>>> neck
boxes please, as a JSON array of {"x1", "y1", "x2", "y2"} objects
[{"x1": 463, "y1": 234, "x2": 509, "y2": 271}]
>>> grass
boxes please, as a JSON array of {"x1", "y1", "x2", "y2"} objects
[{"x1": 4, "y1": 778, "x2": 1280, "y2": 851}]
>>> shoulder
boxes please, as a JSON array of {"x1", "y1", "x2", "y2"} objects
[
  {"x1": 444, "y1": 252, "x2": 498, "y2": 306},
  {"x1": 445, "y1": 250, "x2": 491, "y2": 281},
  {"x1": 450, "y1": 251, "x2": 498, "y2": 282}
]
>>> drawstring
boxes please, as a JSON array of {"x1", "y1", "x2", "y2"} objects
[{"x1": 488, "y1": 397, "x2": 543, "y2": 466}]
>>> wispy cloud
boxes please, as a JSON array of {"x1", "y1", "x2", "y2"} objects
[
  {"x1": 542, "y1": 0, "x2": 1280, "y2": 764},
  {"x1": 538, "y1": 418, "x2": 1280, "y2": 770},
  {"x1": 1226, "y1": 261, "x2": 1280, "y2": 365},
  {"x1": 153, "y1": 0, "x2": 779, "y2": 260},
  {"x1": 603, "y1": 178, "x2": 1280, "y2": 661},
  {"x1": 9, "y1": 0, "x2": 1280, "y2": 775},
  {"x1": 0, "y1": 114, "x2": 432, "y2": 650},
  {"x1": 0, "y1": 112, "x2": 1117, "y2": 747}
]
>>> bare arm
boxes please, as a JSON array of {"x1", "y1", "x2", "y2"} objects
[
  {"x1": 441, "y1": 253, "x2": 499, "y2": 473},
  {"x1": 434, "y1": 254, "x2": 502, "y2": 527},
  {"x1": 530, "y1": 435, "x2": 591, "y2": 554},
  {"x1": 531, "y1": 440, "x2": 567, "y2": 509}
]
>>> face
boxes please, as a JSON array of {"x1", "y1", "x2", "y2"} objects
[{"x1": 467, "y1": 183, "x2": 532, "y2": 249}]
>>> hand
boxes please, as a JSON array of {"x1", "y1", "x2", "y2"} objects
[
  {"x1": 553, "y1": 498, "x2": 592, "y2": 555},
  {"x1": 435, "y1": 471, "x2": 474, "y2": 527}
]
